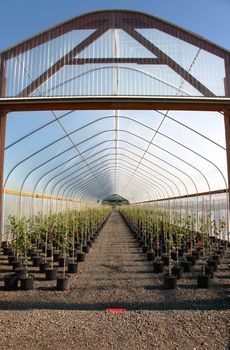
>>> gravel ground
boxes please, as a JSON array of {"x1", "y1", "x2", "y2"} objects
[{"x1": 0, "y1": 210, "x2": 230, "y2": 350}]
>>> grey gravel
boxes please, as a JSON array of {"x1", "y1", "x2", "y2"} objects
[{"x1": 0, "y1": 210, "x2": 230, "y2": 350}]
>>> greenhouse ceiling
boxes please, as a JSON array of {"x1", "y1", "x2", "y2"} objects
[{"x1": 0, "y1": 9, "x2": 230, "y2": 208}]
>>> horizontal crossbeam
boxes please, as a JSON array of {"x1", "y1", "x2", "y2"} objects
[{"x1": 0, "y1": 96, "x2": 230, "y2": 112}]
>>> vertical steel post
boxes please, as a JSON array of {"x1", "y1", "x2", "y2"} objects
[
  {"x1": 224, "y1": 54, "x2": 230, "y2": 239},
  {"x1": 0, "y1": 57, "x2": 7, "y2": 245},
  {"x1": 0, "y1": 112, "x2": 6, "y2": 246}
]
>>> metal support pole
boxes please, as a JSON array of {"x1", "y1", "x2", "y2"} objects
[
  {"x1": 0, "y1": 111, "x2": 7, "y2": 245},
  {"x1": 0, "y1": 56, "x2": 6, "y2": 245},
  {"x1": 224, "y1": 109, "x2": 230, "y2": 207},
  {"x1": 224, "y1": 54, "x2": 230, "y2": 238}
]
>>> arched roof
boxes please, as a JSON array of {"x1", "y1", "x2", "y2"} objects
[
  {"x1": 1, "y1": 9, "x2": 229, "y2": 57},
  {"x1": 0, "y1": 9, "x2": 229, "y2": 99}
]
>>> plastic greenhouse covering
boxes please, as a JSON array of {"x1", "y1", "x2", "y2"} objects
[{"x1": 0, "y1": 10, "x2": 229, "y2": 239}]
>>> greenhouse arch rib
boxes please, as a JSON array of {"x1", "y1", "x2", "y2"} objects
[{"x1": 0, "y1": 9, "x2": 230, "y2": 243}]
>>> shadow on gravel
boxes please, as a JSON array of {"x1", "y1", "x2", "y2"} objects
[
  {"x1": 37, "y1": 286, "x2": 56, "y2": 291},
  {"x1": 215, "y1": 275, "x2": 230, "y2": 280},
  {"x1": 0, "y1": 297, "x2": 229, "y2": 311},
  {"x1": 144, "y1": 285, "x2": 162, "y2": 291},
  {"x1": 177, "y1": 284, "x2": 197, "y2": 290},
  {"x1": 133, "y1": 258, "x2": 146, "y2": 262},
  {"x1": 135, "y1": 270, "x2": 153, "y2": 274}
]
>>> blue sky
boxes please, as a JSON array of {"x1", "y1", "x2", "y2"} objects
[{"x1": 0, "y1": 0, "x2": 229, "y2": 52}]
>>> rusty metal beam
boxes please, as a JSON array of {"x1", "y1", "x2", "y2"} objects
[
  {"x1": 120, "y1": 20, "x2": 216, "y2": 97},
  {"x1": 1, "y1": 13, "x2": 110, "y2": 60},
  {"x1": 133, "y1": 188, "x2": 228, "y2": 204},
  {"x1": 0, "y1": 96, "x2": 229, "y2": 112}
]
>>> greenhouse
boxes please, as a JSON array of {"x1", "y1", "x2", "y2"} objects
[{"x1": 0, "y1": 8, "x2": 230, "y2": 350}]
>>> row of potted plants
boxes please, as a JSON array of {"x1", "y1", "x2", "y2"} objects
[
  {"x1": 2, "y1": 206, "x2": 112, "y2": 291},
  {"x1": 119, "y1": 205, "x2": 228, "y2": 289}
]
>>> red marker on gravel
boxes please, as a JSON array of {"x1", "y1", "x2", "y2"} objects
[{"x1": 106, "y1": 307, "x2": 126, "y2": 313}]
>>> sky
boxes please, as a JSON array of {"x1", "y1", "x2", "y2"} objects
[{"x1": 0, "y1": 0, "x2": 229, "y2": 53}]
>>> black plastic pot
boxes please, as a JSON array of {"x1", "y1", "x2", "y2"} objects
[
  {"x1": 7, "y1": 248, "x2": 14, "y2": 256},
  {"x1": 192, "y1": 251, "x2": 200, "y2": 260},
  {"x1": 204, "y1": 266, "x2": 214, "y2": 279},
  {"x1": 164, "y1": 274, "x2": 177, "y2": 289},
  {"x1": 87, "y1": 240, "x2": 93, "y2": 248},
  {"x1": 39, "y1": 261, "x2": 51, "y2": 273},
  {"x1": 216, "y1": 250, "x2": 224, "y2": 258},
  {"x1": 153, "y1": 260, "x2": 164, "y2": 273},
  {"x1": 3, "y1": 246, "x2": 11, "y2": 255},
  {"x1": 20, "y1": 275, "x2": 34, "y2": 290},
  {"x1": 68, "y1": 261, "x2": 78, "y2": 273},
  {"x1": 207, "y1": 259, "x2": 218, "y2": 271},
  {"x1": 171, "y1": 251, "x2": 177, "y2": 261},
  {"x1": 172, "y1": 265, "x2": 183, "y2": 279},
  {"x1": 83, "y1": 245, "x2": 90, "y2": 253},
  {"x1": 142, "y1": 245, "x2": 148, "y2": 253},
  {"x1": 58, "y1": 257, "x2": 68, "y2": 268},
  {"x1": 161, "y1": 255, "x2": 170, "y2": 266},
  {"x1": 211, "y1": 255, "x2": 220, "y2": 264},
  {"x1": 197, "y1": 274, "x2": 210, "y2": 289},
  {"x1": 2, "y1": 241, "x2": 8, "y2": 248},
  {"x1": 178, "y1": 248, "x2": 185, "y2": 257},
  {"x1": 180, "y1": 261, "x2": 192, "y2": 273},
  {"x1": 146, "y1": 250, "x2": 155, "y2": 261},
  {"x1": 53, "y1": 251, "x2": 61, "y2": 262},
  {"x1": 47, "y1": 249, "x2": 52, "y2": 258},
  {"x1": 4, "y1": 273, "x2": 18, "y2": 290},
  {"x1": 77, "y1": 252, "x2": 85, "y2": 262},
  {"x1": 32, "y1": 256, "x2": 43, "y2": 267},
  {"x1": 186, "y1": 255, "x2": 196, "y2": 266},
  {"x1": 45, "y1": 268, "x2": 57, "y2": 281},
  {"x1": 56, "y1": 275, "x2": 70, "y2": 291}
]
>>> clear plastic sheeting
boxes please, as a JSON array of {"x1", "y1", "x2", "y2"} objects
[
  {"x1": 3, "y1": 109, "x2": 228, "y2": 205},
  {"x1": 0, "y1": 10, "x2": 229, "y2": 98}
]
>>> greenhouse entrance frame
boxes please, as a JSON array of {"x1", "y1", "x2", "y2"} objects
[{"x1": 0, "y1": 9, "x2": 230, "y2": 243}]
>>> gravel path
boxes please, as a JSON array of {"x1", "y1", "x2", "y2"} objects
[{"x1": 0, "y1": 209, "x2": 230, "y2": 349}]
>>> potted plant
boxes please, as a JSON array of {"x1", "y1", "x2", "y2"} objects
[
  {"x1": 197, "y1": 213, "x2": 211, "y2": 288},
  {"x1": 163, "y1": 222, "x2": 177, "y2": 289},
  {"x1": 77, "y1": 216, "x2": 86, "y2": 262},
  {"x1": 153, "y1": 215, "x2": 164, "y2": 273},
  {"x1": 68, "y1": 212, "x2": 78, "y2": 273},
  {"x1": 171, "y1": 215, "x2": 183, "y2": 279},
  {"x1": 16, "y1": 217, "x2": 34, "y2": 290},
  {"x1": 56, "y1": 220, "x2": 70, "y2": 291}
]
